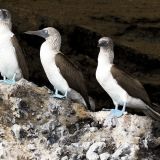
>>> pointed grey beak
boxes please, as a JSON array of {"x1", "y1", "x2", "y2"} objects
[{"x1": 24, "y1": 29, "x2": 48, "y2": 39}]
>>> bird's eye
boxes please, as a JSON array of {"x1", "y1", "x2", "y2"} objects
[{"x1": 44, "y1": 30, "x2": 48, "y2": 34}]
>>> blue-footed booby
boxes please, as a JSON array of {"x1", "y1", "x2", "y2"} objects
[
  {"x1": 96, "y1": 37, "x2": 160, "y2": 121},
  {"x1": 25, "y1": 27, "x2": 91, "y2": 110},
  {"x1": 0, "y1": 9, "x2": 29, "y2": 84}
]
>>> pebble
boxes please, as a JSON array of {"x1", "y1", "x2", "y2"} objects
[
  {"x1": 90, "y1": 127, "x2": 98, "y2": 132},
  {"x1": 0, "y1": 142, "x2": 7, "y2": 159},
  {"x1": 99, "y1": 152, "x2": 110, "y2": 160},
  {"x1": 88, "y1": 142, "x2": 106, "y2": 154},
  {"x1": 27, "y1": 143, "x2": 36, "y2": 151},
  {"x1": 0, "y1": 129, "x2": 5, "y2": 138},
  {"x1": 11, "y1": 124, "x2": 22, "y2": 139},
  {"x1": 86, "y1": 151, "x2": 99, "y2": 160},
  {"x1": 86, "y1": 142, "x2": 106, "y2": 160},
  {"x1": 81, "y1": 142, "x2": 92, "y2": 151},
  {"x1": 61, "y1": 156, "x2": 69, "y2": 160}
]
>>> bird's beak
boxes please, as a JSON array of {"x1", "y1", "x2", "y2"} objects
[
  {"x1": 97, "y1": 41, "x2": 106, "y2": 47},
  {"x1": 24, "y1": 29, "x2": 48, "y2": 39},
  {"x1": 97, "y1": 43, "x2": 101, "y2": 47}
]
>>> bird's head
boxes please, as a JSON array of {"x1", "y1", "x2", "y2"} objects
[
  {"x1": 98, "y1": 37, "x2": 113, "y2": 49},
  {"x1": 25, "y1": 27, "x2": 61, "y2": 51},
  {"x1": 97, "y1": 37, "x2": 114, "y2": 63},
  {"x1": 0, "y1": 9, "x2": 11, "y2": 21},
  {"x1": 0, "y1": 9, "x2": 12, "y2": 28},
  {"x1": 25, "y1": 27, "x2": 60, "y2": 39}
]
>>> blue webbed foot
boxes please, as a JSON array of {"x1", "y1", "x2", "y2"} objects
[
  {"x1": 104, "y1": 109, "x2": 123, "y2": 127},
  {"x1": 52, "y1": 94, "x2": 66, "y2": 99},
  {"x1": 51, "y1": 89, "x2": 67, "y2": 99},
  {"x1": 0, "y1": 79, "x2": 16, "y2": 85},
  {"x1": 111, "y1": 109, "x2": 124, "y2": 118},
  {"x1": 104, "y1": 103, "x2": 127, "y2": 127}
]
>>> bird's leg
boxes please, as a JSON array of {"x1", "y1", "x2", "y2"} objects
[
  {"x1": 114, "y1": 102, "x2": 118, "y2": 110},
  {"x1": 0, "y1": 74, "x2": 16, "y2": 85},
  {"x1": 55, "y1": 89, "x2": 58, "y2": 95},
  {"x1": 122, "y1": 102, "x2": 127, "y2": 114},
  {"x1": 64, "y1": 91, "x2": 67, "y2": 97},
  {"x1": 6, "y1": 73, "x2": 16, "y2": 84},
  {"x1": 12, "y1": 73, "x2": 16, "y2": 81},
  {"x1": 106, "y1": 101, "x2": 126, "y2": 127},
  {"x1": 53, "y1": 89, "x2": 67, "y2": 99}
]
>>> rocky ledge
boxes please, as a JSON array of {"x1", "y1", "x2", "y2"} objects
[{"x1": 0, "y1": 79, "x2": 160, "y2": 160}]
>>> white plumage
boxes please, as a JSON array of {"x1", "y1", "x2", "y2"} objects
[
  {"x1": 96, "y1": 49, "x2": 128, "y2": 106},
  {"x1": 25, "y1": 27, "x2": 92, "y2": 109},
  {"x1": 0, "y1": 28, "x2": 22, "y2": 80},
  {"x1": 40, "y1": 40, "x2": 71, "y2": 94},
  {"x1": 96, "y1": 45, "x2": 147, "y2": 110}
]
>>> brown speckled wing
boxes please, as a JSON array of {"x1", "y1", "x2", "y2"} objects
[
  {"x1": 55, "y1": 53, "x2": 90, "y2": 109},
  {"x1": 111, "y1": 65, "x2": 150, "y2": 105},
  {"x1": 111, "y1": 65, "x2": 160, "y2": 121}
]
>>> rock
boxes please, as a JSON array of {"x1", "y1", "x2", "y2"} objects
[
  {"x1": 41, "y1": 120, "x2": 57, "y2": 134},
  {"x1": 82, "y1": 142, "x2": 92, "y2": 151},
  {"x1": 86, "y1": 152, "x2": 99, "y2": 160},
  {"x1": 111, "y1": 143, "x2": 139, "y2": 160},
  {"x1": 27, "y1": 143, "x2": 36, "y2": 152},
  {"x1": 89, "y1": 142, "x2": 106, "y2": 154},
  {"x1": 55, "y1": 147, "x2": 62, "y2": 156},
  {"x1": 0, "y1": 128, "x2": 5, "y2": 138},
  {"x1": 0, "y1": 79, "x2": 160, "y2": 159},
  {"x1": 0, "y1": 142, "x2": 7, "y2": 159},
  {"x1": 89, "y1": 127, "x2": 98, "y2": 132},
  {"x1": 86, "y1": 142, "x2": 106, "y2": 160},
  {"x1": 11, "y1": 124, "x2": 22, "y2": 140},
  {"x1": 71, "y1": 143, "x2": 79, "y2": 148},
  {"x1": 99, "y1": 152, "x2": 110, "y2": 160},
  {"x1": 61, "y1": 156, "x2": 69, "y2": 160}
]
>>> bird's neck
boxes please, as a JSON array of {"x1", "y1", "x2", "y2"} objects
[
  {"x1": 98, "y1": 47, "x2": 114, "y2": 66},
  {"x1": 0, "y1": 20, "x2": 12, "y2": 31},
  {"x1": 0, "y1": 22, "x2": 13, "y2": 39},
  {"x1": 46, "y1": 36, "x2": 61, "y2": 52}
]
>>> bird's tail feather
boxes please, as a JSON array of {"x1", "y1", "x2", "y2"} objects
[{"x1": 143, "y1": 103, "x2": 160, "y2": 121}]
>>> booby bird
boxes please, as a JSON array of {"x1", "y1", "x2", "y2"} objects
[
  {"x1": 0, "y1": 9, "x2": 29, "y2": 84},
  {"x1": 25, "y1": 27, "x2": 91, "y2": 109},
  {"x1": 96, "y1": 37, "x2": 160, "y2": 121}
]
